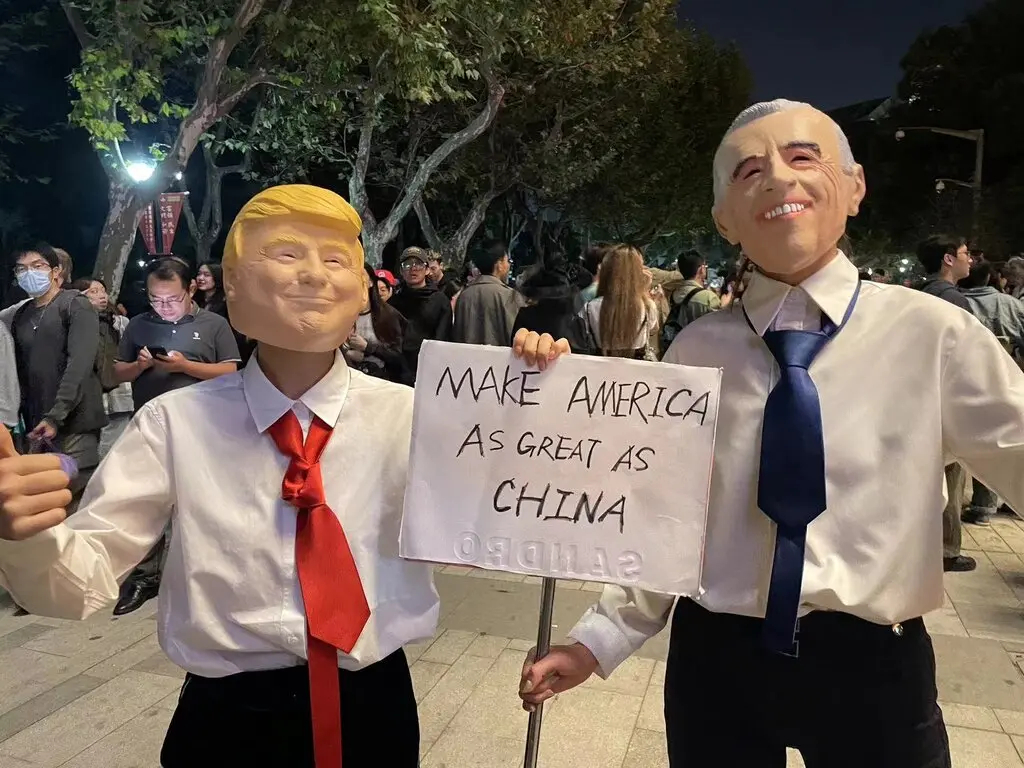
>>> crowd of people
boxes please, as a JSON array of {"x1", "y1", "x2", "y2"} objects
[{"x1": 2, "y1": 228, "x2": 1021, "y2": 615}]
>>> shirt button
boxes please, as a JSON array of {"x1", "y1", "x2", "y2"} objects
[{"x1": 288, "y1": 637, "x2": 299, "y2": 645}]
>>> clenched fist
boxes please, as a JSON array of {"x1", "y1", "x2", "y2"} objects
[{"x1": 0, "y1": 425, "x2": 77, "y2": 541}]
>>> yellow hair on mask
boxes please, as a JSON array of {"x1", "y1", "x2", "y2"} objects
[{"x1": 222, "y1": 185, "x2": 364, "y2": 274}]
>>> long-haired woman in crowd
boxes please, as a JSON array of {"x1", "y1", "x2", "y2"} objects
[
  {"x1": 342, "y1": 264, "x2": 414, "y2": 384},
  {"x1": 582, "y1": 244, "x2": 658, "y2": 359},
  {"x1": 195, "y1": 263, "x2": 227, "y2": 318}
]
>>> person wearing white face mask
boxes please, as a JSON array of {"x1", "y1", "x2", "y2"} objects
[{"x1": 9, "y1": 243, "x2": 106, "y2": 511}]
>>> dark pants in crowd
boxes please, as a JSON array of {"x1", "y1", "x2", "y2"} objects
[
  {"x1": 964, "y1": 477, "x2": 999, "y2": 524},
  {"x1": 665, "y1": 599, "x2": 950, "y2": 768},
  {"x1": 59, "y1": 430, "x2": 100, "y2": 515},
  {"x1": 160, "y1": 650, "x2": 419, "y2": 767}
]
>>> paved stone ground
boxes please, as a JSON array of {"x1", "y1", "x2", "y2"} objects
[{"x1": 4, "y1": 516, "x2": 1024, "y2": 766}]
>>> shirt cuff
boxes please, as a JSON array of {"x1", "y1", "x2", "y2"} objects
[
  {"x1": 0, "y1": 527, "x2": 64, "y2": 597},
  {"x1": 567, "y1": 605, "x2": 639, "y2": 679}
]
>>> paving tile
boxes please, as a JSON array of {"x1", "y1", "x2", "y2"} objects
[
  {"x1": 999, "y1": 708, "x2": 1024, "y2": 736},
  {"x1": 440, "y1": 580, "x2": 596, "y2": 645},
  {"x1": 994, "y1": 524, "x2": 1024, "y2": 556},
  {"x1": 934, "y1": 635, "x2": 1024, "y2": 711},
  {"x1": 0, "y1": 756, "x2": 38, "y2": 767},
  {"x1": 443, "y1": 649, "x2": 533, "y2": 742},
  {"x1": 634, "y1": 626, "x2": 671, "y2": 662},
  {"x1": 957, "y1": 602, "x2": 1024, "y2": 644},
  {"x1": 537, "y1": 687, "x2": 642, "y2": 768},
  {"x1": 945, "y1": 554, "x2": 1021, "y2": 609},
  {"x1": 464, "y1": 634, "x2": 511, "y2": 659},
  {"x1": 947, "y1": 725, "x2": 1024, "y2": 767},
  {"x1": 651, "y1": 661, "x2": 667, "y2": 686},
  {"x1": 635, "y1": 684, "x2": 664, "y2": 732},
  {"x1": 82, "y1": 634, "x2": 162, "y2": 681},
  {"x1": 555, "y1": 580, "x2": 582, "y2": 591},
  {"x1": 0, "y1": 674, "x2": 106, "y2": 743},
  {"x1": 58, "y1": 705, "x2": 173, "y2": 768},
  {"x1": 420, "y1": 629, "x2": 479, "y2": 665},
  {"x1": 131, "y1": 651, "x2": 185, "y2": 680},
  {"x1": 508, "y1": 638, "x2": 535, "y2": 652},
  {"x1": 581, "y1": 655, "x2": 654, "y2": 695},
  {"x1": 0, "y1": 671, "x2": 180, "y2": 766},
  {"x1": 21, "y1": 616, "x2": 157, "y2": 659},
  {"x1": 925, "y1": 605, "x2": 970, "y2": 638},
  {"x1": 0, "y1": 611, "x2": 53, "y2": 641},
  {"x1": 422, "y1": 727, "x2": 523, "y2": 768},
  {"x1": 468, "y1": 569, "x2": 526, "y2": 583},
  {"x1": 0, "y1": 647, "x2": 101, "y2": 718},
  {"x1": 154, "y1": 690, "x2": 181, "y2": 712},
  {"x1": 442, "y1": 565, "x2": 474, "y2": 576},
  {"x1": 622, "y1": 728, "x2": 668, "y2": 768},
  {"x1": 434, "y1": 574, "x2": 481, "y2": 623},
  {"x1": 410, "y1": 660, "x2": 450, "y2": 704},
  {"x1": 0, "y1": 625, "x2": 53, "y2": 655},
  {"x1": 969, "y1": 527, "x2": 1015, "y2": 554},
  {"x1": 416, "y1": 653, "x2": 497, "y2": 745},
  {"x1": 941, "y1": 702, "x2": 1002, "y2": 731},
  {"x1": 404, "y1": 638, "x2": 433, "y2": 665},
  {"x1": 581, "y1": 581, "x2": 605, "y2": 593}
]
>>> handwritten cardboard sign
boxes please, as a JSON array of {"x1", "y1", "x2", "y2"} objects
[{"x1": 400, "y1": 341, "x2": 722, "y2": 595}]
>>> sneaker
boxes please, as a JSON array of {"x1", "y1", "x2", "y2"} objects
[
  {"x1": 962, "y1": 508, "x2": 992, "y2": 526},
  {"x1": 943, "y1": 555, "x2": 977, "y2": 572}
]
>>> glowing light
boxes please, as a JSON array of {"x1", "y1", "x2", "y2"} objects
[
  {"x1": 126, "y1": 162, "x2": 155, "y2": 182},
  {"x1": 137, "y1": 259, "x2": 146, "y2": 267}
]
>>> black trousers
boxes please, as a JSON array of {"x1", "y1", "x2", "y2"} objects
[
  {"x1": 665, "y1": 599, "x2": 951, "y2": 768},
  {"x1": 160, "y1": 649, "x2": 419, "y2": 768}
]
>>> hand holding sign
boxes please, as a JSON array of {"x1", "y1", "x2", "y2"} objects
[
  {"x1": 519, "y1": 643, "x2": 598, "y2": 712},
  {"x1": 0, "y1": 424, "x2": 77, "y2": 541}
]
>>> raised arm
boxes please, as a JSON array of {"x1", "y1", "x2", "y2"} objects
[{"x1": 0, "y1": 405, "x2": 174, "y2": 619}]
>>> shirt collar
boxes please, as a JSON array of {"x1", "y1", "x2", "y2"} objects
[
  {"x1": 741, "y1": 250, "x2": 859, "y2": 336},
  {"x1": 242, "y1": 349, "x2": 351, "y2": 434}
]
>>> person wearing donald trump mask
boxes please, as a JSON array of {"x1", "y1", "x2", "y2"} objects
[
  {"x1": 515, "y1": 100, "x2": 1024, "y2": 767},
  {"x1": 0, "y1": 184, "x2": 563, "y2": 768}
]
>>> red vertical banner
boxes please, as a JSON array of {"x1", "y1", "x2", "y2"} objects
[
  {"x1": 138, "y1": 203, "x2": 158, "y2": 255},
  {"x1": 158, "y1": 192, "x2": 187, "y2": 254}
]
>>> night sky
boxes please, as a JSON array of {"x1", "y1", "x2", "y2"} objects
[{"x1": 680, "y1": 0, "x2": 989, "y2": 109}]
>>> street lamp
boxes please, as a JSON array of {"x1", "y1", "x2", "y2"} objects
[
  {"x1": 126, "y1": 161, "x2": 155, "y2": 183},
  {"x1": 894, "y1": 126, "x2": 985, "y2": 240}
]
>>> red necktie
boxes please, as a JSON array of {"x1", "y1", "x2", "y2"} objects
[{"x1": 268, "y1": 410, "x2": 371, "y2": 768}]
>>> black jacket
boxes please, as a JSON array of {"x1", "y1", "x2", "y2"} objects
[
  {"x1": 388, "y1": 285, "x2": 451, "y2": 342},
  {"x1": 12, "y1": 291, "x2": 107, "y2": 435}
]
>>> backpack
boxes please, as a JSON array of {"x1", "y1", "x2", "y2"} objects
[{"x1": 659, "y1": 287, "x2": 714, "y2": 354}]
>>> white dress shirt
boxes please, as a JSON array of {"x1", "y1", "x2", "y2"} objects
[
  {"x1": 569, "y1": 251, "x2": 1024, "y2": 676},
  {"x1": 0, "y1": 352, "x2": 439, "y2": 677}
]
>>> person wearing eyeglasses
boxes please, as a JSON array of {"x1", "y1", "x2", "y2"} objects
[
  {"x1": 111, "y1": 256, "x2": 240, "y2": 615},
  {"x1": 8, "y1": 244, "x2": 105, "y2": 508}
]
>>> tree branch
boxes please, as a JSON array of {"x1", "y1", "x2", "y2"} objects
[
  {"x1": 413, "y1": 197, "x2": 444, "y2": 252},
  {"x1": 378, "y1": 70, "x2": 505, "y2": 244},
  {"x1": 60, "y1": 1, "x2": 96, "y2": 47},
  {"x1": 349, "y1": 86, "x2": 379, "y2": 230}
]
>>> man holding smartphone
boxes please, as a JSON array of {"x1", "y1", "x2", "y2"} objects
[{"x1": 113, "y1": 256, "x2": 240, "y2": 615}]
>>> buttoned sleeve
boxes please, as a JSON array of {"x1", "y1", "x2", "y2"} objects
[
  {"x1": 567, "y1": 584, "x2": 675, "y2": 677},
  {"x1": 0, "y1": 403, "x2": 173, "y2": 619},
  {"x1": 942, "y1": 317, "x2": 1024, "y2": 516}
]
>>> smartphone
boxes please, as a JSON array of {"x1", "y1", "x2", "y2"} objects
[{"x1": 147, "y1": 346, "x2": 170, "y2": 358}]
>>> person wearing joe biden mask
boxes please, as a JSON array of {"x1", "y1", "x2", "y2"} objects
[{"x1": 516, "y1": 100, "x2": 1024, "y2": 767}]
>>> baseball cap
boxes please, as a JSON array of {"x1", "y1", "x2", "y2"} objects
[
  {"x1": 374, "y1": 269, "x2": 397, "y2": 287},
  {"x1": 400, "y1": 247, "x2": 428, "y2": 266}
]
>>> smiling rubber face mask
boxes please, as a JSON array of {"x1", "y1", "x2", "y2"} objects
[
  {"x1": 711, "y1": 103, "x2": 866, "y2": 281},
  {"x1": 222, "y1": 185, "x2": 368, "y2": 353}
]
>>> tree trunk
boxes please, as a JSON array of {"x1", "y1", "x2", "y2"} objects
[
  {"x1": 362, "y1": 230, "x2": 387, "y2": 269},
  {"x1": 94, "y1": 181, "x2": 150, "y2": 302}
]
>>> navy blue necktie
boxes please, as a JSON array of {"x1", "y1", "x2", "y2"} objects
[{"x1": 753, "y1": 283, "x2": 859, "y2": 656}]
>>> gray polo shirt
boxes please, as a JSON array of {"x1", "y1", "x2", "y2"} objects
[{"x1": 117, "y1": 306, "x2": 240, "y2": 412}]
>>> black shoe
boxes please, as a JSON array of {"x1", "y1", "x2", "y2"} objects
[
  {"x1": 962, "y1": 509, "x2": 992, "y2": 526},
  {"x1": 998, "y1": 504, "x2": 1017, "y2": 517},
  {"x1": 113, "y1": 580, "x2": 159, "y2": 616},
  {"x1": 12, "y1": 605, "x2": 28, "y2": 616},
  {"x1": 944, "y1": 555, "x2": 978, "y2": 572}
]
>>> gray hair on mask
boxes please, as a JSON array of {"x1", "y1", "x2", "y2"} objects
[{"x1": 712, "y1": 99, "x2": 857, "y2": 207}]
